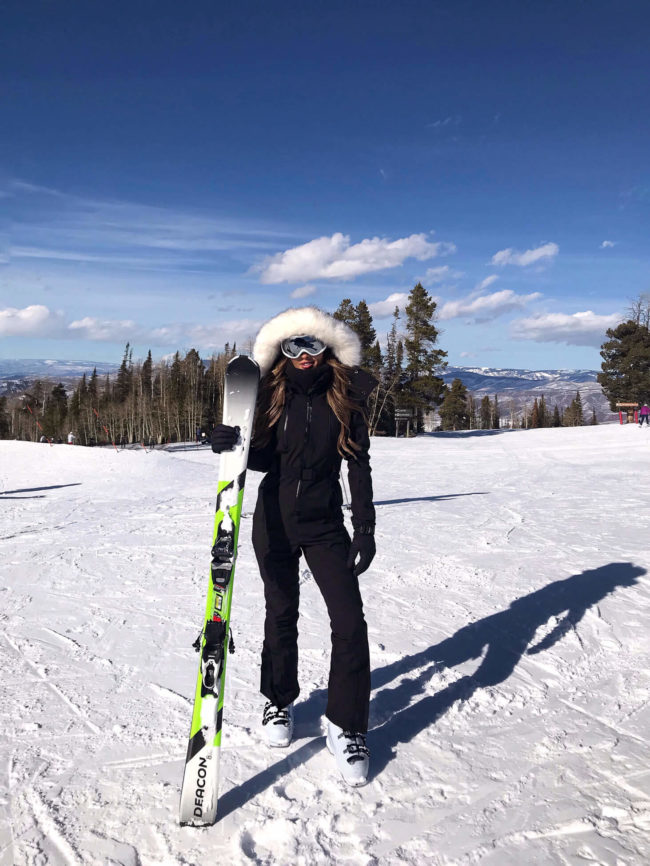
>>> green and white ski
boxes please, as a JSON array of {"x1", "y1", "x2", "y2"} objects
[{"x1": 179, "y1": 354, "x2": 260, "y2": 826}]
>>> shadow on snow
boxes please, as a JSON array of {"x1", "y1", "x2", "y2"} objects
[
  {"x1": 367, "y1": 560, "x2": 644, "y2": 777},
  {"x1": 216, "y1": 561, "x2": 643, "y2": 819},
  {"x1": 0, "y1": 483, "x2": 82, "y2": 496},
  {"x1": 374, "y1": 492, "x2": 489, "y2": 506},
  {"x1": 423, "y1": 429, "x2": 522, "y2": 439}
]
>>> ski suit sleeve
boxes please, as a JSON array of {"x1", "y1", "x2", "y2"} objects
[
  {"x1": 247, "y1": 427, "x2": 277, "y2": 473},
  {"x1": 346, "y1": 409, "x2": 375, "y2": 531}
]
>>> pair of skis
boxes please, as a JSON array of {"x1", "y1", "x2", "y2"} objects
[{"x1": 178, "y1": 355, "x2": 260, "y2": 826}]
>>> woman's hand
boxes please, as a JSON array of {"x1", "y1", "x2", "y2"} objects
[
  {"x1": 347, "y1": 525, "x2": 376, "y2": 577},
  {"x1": 211, "y1": 424, "x2": 240, "y2": 453}
]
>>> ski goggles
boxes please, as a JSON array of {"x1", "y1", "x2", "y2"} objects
[{"x1": 280, "y1": 335, "x2": 327, "y2": 359}]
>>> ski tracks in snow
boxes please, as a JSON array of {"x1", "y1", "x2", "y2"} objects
[{"x1": 2, "y1": 433, "x2": 650, "y2": 864}]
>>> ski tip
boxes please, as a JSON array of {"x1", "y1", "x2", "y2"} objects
[{"x1": 227, "y1": 355, "x2": 260, "y2": 375}]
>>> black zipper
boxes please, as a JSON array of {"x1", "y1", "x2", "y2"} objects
[{"x1": 296, "y1": 395, "x2": 313, "y2": 501}]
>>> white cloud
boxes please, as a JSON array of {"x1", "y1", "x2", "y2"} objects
[
  {"x1": 180, "y1": 319, "x2": 262, "y2": 351},
  {"x1": 68, "y1": 316, "x2": 141, "y2": 342},
  {"x1": 5, "y1": 181, "x2": 294, "y2": 277},
  {"x1": 510, "y1": 310, "x2": 621, "y2": 347},
  {"x1": 600, "y1": 240, "x2": 616, "y2": 249},
  {"x1": 476, "y1": 275, "x2": 499, "y2": 291},
  {"x1": 290, "y1": 284, "x2": 317, "y2": 299},
  {"x1": 491, "y1": 242, "x2": 559, "y2": 267},
  {"x1": 0, "y1": 303, "x2": 261, "y2": 350},
  {"x1": 256, "y1": 232, "x2": 456, "y2": 284},
  {"x1": 438, "y1": 290, "x2": 542, "y2": 322},
  {"x1": 422, "y1": 265, "x2": 465, "y2": 285},
  {"x1": 141, "y1": 321, "x2": 261, "y2": 352},
  {"x1": 423, "y1": 266, "x2": 450, "y2": 284},
  {"x1": 66, "y1": 315, "x2": 262, "y2": 348},
  {"x1": 0, "y1": 304, "x2": 66, "y2": 337},
  {"x1": 368, "y1": 293, "x2": 409, "y2": 318},
  {"x1": 0, "y1": 301, "x2": 263, "y2": 349}
]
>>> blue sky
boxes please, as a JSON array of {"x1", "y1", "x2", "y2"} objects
[{"x1": 1, "y1": 0, "x2": 648, "y2": 370}]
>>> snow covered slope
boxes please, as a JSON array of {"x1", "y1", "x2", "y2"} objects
[{"x1": 1, "y1": 425, "x2": 649, "y2": 865}]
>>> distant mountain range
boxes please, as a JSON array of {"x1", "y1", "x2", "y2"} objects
[
  {"x1": 0, "y1": 358, "x2": 615, "y2": 420},
  {"x1": 441, "y1": 365, "x2": 612, "y2": 420},
  {"x1": 0, "y1": 359, "x2": 118, "y2": 396}
]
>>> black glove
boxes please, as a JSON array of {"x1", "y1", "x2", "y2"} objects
[
  {"x1": 211, "y1": 424, "x2": 240, "y2": 453},
  {"x1": 346, "y1": 525, "x2": 376, "y2": 577}
]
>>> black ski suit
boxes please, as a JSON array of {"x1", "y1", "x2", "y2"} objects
[{"x1": 248, "y1": 363, "x2": 376, "y2": 733}]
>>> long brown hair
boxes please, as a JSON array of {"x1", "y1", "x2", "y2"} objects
[{"x1": 253, "y1": 353, "x2": 363, "y2": 458}]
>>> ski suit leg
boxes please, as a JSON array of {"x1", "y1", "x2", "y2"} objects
[
  {"x1": 253, "y1": 524, "x2": 302, "y2": 710},
  {"x1": 302, "y1": 537, "x2": 370, "y2": 734}
]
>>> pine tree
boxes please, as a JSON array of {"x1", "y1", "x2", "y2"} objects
[
  {"x1": 0, "y1": 396, "x2": 9, "y2": 438},
  {"x1": 74, "y1": 373, "x2": 91, "y2": 445},
  {"x1": 115, "y1": 343, "x2": 133, "y2": 403},
  {"x1": 598, "y1": 316, "x2": 650, "y2": 408},
  {"x1": 354, "y1": 300, "x2": 378, "y2": 371},
  {"x1": 42, "y1": 383, "x2": 68, "y2": 439},
  {"x1": 88, "y1": 368, "x2": 98, "y2": 406},
  {"x1": 480, "y1": 396, "x2": 492, "y2": 429},
  {"x1": 531, "y1": 398, "x2": 540, "y2": 428},
  {"x1": 552, "y1": 404, "x2": 561, "y2": 427},
  {"x1": 332, "y1": 298, "x2": 381, "y2": 374},
  {"x1": 24, "y1": 380, "x2": 46, "y2": 435},
  {"x1": 492, "y1": 394, "x2": 500, "y2": 429},
  {"x1": 538, "y1": 395, "x2": 548, "y2": 427},
  {"x1": 333, "y1": 298, "x2": 357, "y2": 329},
  {"x1": 439, "y1": 379, "x2": 469, "y2": 431},
  {"x1": 590, "y1": 409, "x2": 598, "y2": 425},
  {"x1": 142, "y1": 350, "x2": 153, "y2": 400},
  {"x1": 402, "y1": 282, "x2": 447, "y2": 431},
  {"x1": 169, "y1": 352, "x2": 184, "y2": 441},
  {"x1": 367, "y1": 340, "x2": 382, "y2": 374},
  {"x1": 573, "y1": 390, "x2": 584, "y2": 426}
]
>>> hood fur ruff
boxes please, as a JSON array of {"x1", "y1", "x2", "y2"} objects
[{"x1": 253, "y1": 306, "x2": 361, "y2": 377}]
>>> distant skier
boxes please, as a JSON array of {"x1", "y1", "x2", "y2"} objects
[
  {"x1": 211, "y1": 307, "x2": 377, "y2": 786},
  {"x1": 640, "y1": 404, "x2": 650, "y2": 427},
  {"x1": 67, "y1": 431, "x2": 76, "y2": 445}
]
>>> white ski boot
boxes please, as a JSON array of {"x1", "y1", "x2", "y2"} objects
[
  {"x1": 262, "y1": 701, "x2": 294, "y2": 748},
  {"x1": 326, "y1": 721, "x2": 370, "y2": 786}
]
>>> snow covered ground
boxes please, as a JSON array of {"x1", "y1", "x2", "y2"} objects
[{"x1": 1, "y1": 424, "x2": 650, "y2": 866}]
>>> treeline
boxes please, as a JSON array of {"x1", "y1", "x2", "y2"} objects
[
  {"x1": 2, "y1": 280, "x2": 448, "y2": 444},
  {"x1": 436, "y1": 382, "x2": 595, "y2": 431},
  {"x1": 5, "y1": 284, "x2": 644, "y2": 445},
  {"x1": 3, "y1": 345, "x2": 237, "y2": 445}
]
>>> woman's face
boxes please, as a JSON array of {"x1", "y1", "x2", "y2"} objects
[{"x1": 290, "y1": 351, "x2": 324, "y2": 371}]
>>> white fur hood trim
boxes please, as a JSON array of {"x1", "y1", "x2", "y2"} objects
[{"x1": 253, "y1": 306, "x2": 361, "y2": 377}]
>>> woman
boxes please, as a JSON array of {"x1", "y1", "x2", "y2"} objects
[{"x1": 211, "y1": 307, "x2": 377, "y2": 786}]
